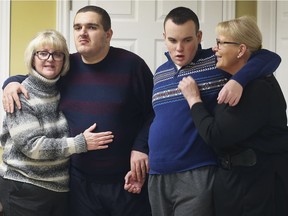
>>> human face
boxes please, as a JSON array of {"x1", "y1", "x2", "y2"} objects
[
  {"x1": 33, "y1": 46, "x2": 64, "y2": 79},
  {"x1": 213, "y1": 35, "x2": 241, "y2": 74},
  {"x1": 73, "y1": 11, "x2": 112, "y2": 63},
  {"x1": 164, "y1": 19, "x2": 202, "y2": 67}
]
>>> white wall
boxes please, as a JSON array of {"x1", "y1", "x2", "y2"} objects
[
  {"x1": 0, "y1": 1, "x2": 10, "y2": 138},
  {"x1": 258, "y1": 1, "x2": 288, "y2": 121}
]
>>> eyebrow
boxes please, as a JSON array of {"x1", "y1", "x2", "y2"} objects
[
  {"x1": 73, "y1": 23, "x2": 100, "y2": 28},
  {"x1": 167, "y1": 36, "x2": 193, "y2": 40}
]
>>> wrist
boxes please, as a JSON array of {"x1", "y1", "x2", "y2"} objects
[{"x1": 188, "y1": 96, "x2": 202, "y2": 108}]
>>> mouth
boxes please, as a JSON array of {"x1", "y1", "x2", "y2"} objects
[
  {"x1": 175, "y1": 54, "x2": 185, "y2": 60},
  {"x1": 44, "y1": 65, "x2": 55, "y2": 69},
  {"x1": 79, "y1": 38, "x2": 89, "y2": 44},
  {"x1": 216, "y1": 55, "x2": 222, "y2": 61}
]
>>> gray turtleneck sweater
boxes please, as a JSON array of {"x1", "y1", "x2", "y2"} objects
[{"x1": 0, "y1": 70, "x2": 87, "y2": 192}]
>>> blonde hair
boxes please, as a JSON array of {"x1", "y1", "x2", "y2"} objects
[
  {"x1": 24, "y1": 29, "x2": 70, "y2": 76},
  {"x1": 216, "y1": 16, "x2": 262, "y2": 53}
]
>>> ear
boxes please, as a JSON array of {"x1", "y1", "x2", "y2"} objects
[
  {"x1": 197, "y1": 30, "x2": 203, "y2": 43},
  {"x1": 106, "y1": 29, "x2": 113, "y2": 41},
  {"x1": 163, "y1": 32, "x2": 166, "y2": 40},
  {"x1": 237, "y1": 44, "x2": 247, "y2": 58}
]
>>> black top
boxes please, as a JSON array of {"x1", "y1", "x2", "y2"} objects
[{"x1": 191, "y1": 75, "x2": 288, "y2": 156}]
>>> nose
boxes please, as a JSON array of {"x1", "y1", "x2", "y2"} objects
[
  {"x1": 176, "y1": 42, "x2": 184, "y2": 52},
  {"x1": 80, "y1": 26, "x2": 88, "y2": 36},
  {"x1": 47, "y1": 53, "x2": 54, "y2": 61},
  {"x1": 212, "y1": 45, "x2": 219, "y2": 53}
]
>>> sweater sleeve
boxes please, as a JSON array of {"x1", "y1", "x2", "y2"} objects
[
  {"x1": 3, "y1": 97, "x2": 87, "y2": 160},
  {"x1": 131, "y1": 59, "x2": 154, "y2": 154},
  {"x1": 230, "y1": 49, "x2": 281, "y2": 86},
  {"x1": 2, "y1": 75, "x2": 28, "y2": 89}
]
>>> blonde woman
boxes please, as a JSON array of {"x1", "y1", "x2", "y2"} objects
[
  {"x1": 178, "y1": 16, "x2": 288, "y2": 216},
  {"x1": 0, "y1": 30, "x2": 113, "y2": 216}
]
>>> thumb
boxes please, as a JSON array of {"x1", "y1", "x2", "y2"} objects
[
  {"x1": 86, "y1": 123, "x2": 97, "y2": 132},
  {"x1": 124, "y1": 171, "x2": 132, "y2": 184}
]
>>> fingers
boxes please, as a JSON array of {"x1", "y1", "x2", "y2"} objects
[
  {"x1": 3, "y1": 82, "x2": 26, "y2": 113},
  {"x1": 218, "y1": 80, "x2": 243, "y2": 106},
  {"x1": 123, "y1": 170, "x2": 143, "y2": 194},
  {"x1": 130, "y1": 151, "x2": 148, "y2": 182},
  {"x1": 2, "y1": 94, "x2": 11, "y2": 113},
  {"x1": 124, "y1": 183, "x2": 141, "y2": 194},
  {"x1": 134, "y1": 161, "x2": 142, "y2": 181},
  {"x1": 218, "y1": 90, "x2": 240, "y2": 106},
  {"x1": 133, "y1": 160, "x2": 148, "y2": 182},
  {"x1": 20, "y1": 85, "x2": 29, "y2": 99},
  {"x1": 124, "y1": 171, "x2": 132, "y2": 183},
  {"x1": 228, "y1": 96, "x2": 240, "y2": 107},
  {"x1": 145, "y1": 159, "x2": 150, "y2": 173},
  {"x1": 85, "y1": 131, "x2": 114, "y2": 151},
  {"x1": 217, "y1": 90, "x2": 226, "y2": 104}
]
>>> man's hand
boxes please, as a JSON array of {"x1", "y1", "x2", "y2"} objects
[
  {"x1": 217, "y1": 80, "x2": 243, "y2": 106},
  {"x1": 2, "y1": 82, "x2": 29, "y2": 113},
  {"x1": 130, "y1": 150, "x2": 149, "y2": 182},
  {"x1": 124, "y1": 171, "x2": 146, "y2": 194}
]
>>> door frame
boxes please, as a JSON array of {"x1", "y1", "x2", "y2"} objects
[
  {"x1": 257, "y1": 1, "x2": 276, "y2": 51},
  {"x1": 0, "y1": 0, "x2": 11, "y2": 122},
  {"x1": 0, "y1": 0, "x2": 10, "y2": 84}
]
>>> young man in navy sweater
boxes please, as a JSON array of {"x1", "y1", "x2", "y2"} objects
[{"x1": 2, "y1": 5, "x2": 153, "y2": 216}]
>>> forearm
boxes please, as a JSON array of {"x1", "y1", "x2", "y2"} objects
[
  {"x1": 231, "y1": 49, "x2": 281, "y2": 87},
  {"x1": 191, "y1": 82, "x2": 269, "y2": 148},
  {"x1": 5, "y1": 105, "x2": 86, "y2": 159},
  {"x1": 2, "y1": 75, "x2": 27, "y2": 89}
]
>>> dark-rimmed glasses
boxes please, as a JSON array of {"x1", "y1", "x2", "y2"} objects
[
  {"x1": 216, "y1": 39, "x2": 240, "y2": 49},
  {"x1": 34, "y1": 51, "x2": 65, "y2": 61}
]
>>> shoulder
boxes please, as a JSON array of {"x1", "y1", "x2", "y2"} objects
[
  {"x1": 243, "y1": 75, "x2": 279, "y2": 104},
  {"x1": 109, "y1": 47, "x2": 143, "y2": 60},
  {"x1": 155, "y1": 61, "x2": 174, "y2": 74},
  {"x1": 193, "y1": 48, "x2": 215, "y2": 63},
  {"x1": 109, "y1": 47, "x2": 152, "y2": 72},
  {"x1": 247, "y1": 75, "x2": 276, "y2": 91},
  {"x1": 69, "y1": 53, "x2": 81, "y2": 61}
]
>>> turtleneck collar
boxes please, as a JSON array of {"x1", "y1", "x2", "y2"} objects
[{"x1": 27, "y1": 70, "x2": 60, "y2": 92}]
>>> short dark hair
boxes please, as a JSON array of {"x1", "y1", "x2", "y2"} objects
[
  {"x1": 76, "y1": 5, "x2": 111, "y2": 31},
  {"x1": 164, "y1": 7, "x2": 200, "y2": 32}
]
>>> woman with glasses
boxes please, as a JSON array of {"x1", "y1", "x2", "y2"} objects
[
  {"x1": 178, "y1": 16, "x2": 288, "y2": 216},
  {"x1": 0, "y1": 30, "x2": 113, "y2": 216}
]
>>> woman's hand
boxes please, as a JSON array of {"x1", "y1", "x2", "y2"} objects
[
  {"x1": 124, "y1": 170, "x2": 146, "y2": 194},
  {"x1": 83, "y1": 123, "x2": 113, "y2": 150}
]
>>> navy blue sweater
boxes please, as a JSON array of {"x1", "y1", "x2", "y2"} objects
[{"x1": 4, "y1": 47, "x2": 154, "y2": 182}]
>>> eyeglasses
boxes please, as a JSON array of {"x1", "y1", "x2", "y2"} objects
[
  {"x1": 34, "y1": 51, "x2": 65, "y2": 61},
  {"x1": 216, "y1": 39, "x2": 240, "y2": 49}
]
